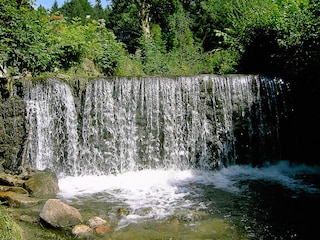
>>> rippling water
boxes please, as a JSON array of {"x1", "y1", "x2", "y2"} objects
[{"x1": 58, "y1": 161, "x2": 320, "y2": 239}]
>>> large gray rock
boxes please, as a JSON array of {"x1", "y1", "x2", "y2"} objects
[{"x1": 40, "y1": 199, "x2": 83, "y2": 228}]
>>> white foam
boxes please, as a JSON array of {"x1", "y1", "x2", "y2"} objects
[
  {"x1": 58, "y1": 169, "x2": 196, "y2": 219},
  {"x1": 58, "y1": 161, "x2": 320, "y2": 222}
]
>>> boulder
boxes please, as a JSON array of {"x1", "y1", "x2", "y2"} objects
[
  {"x1": 24, "y1": 170, "x2": 59, "y2": 197},
  {"x1": 40, "y1": 199, "x2": 83, "y2": 228}
]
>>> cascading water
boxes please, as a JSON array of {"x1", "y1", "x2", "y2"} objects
[
  {"x1": 24, "y1": 75, "x2": 286, "y2": 176},
  {"x1": 22, "y1": 75, "x2": 320, "y2": 239},
  {"x1": 24, "y1": 79, "x2": 79, "y2": 175}
]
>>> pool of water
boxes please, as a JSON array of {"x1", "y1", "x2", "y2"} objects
[{"x1": 57, "y1": 161, "x2": 320, "y2": 239}]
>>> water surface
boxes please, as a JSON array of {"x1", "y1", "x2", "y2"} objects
[{"x1": 58, "y1": 161, "x2": 320, "y2": 239}]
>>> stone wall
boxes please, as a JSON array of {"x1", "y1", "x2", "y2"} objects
[{"x1": 0, "y1": 78, "x2": 26, "y2": 172}]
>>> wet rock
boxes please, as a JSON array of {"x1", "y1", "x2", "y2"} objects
[
  {"x1": 72, "y1": 224, "x2": 93, "y2": 239},
  {"x1": 17, "y1": 214, "x2": 39, "y2": 224},
  {"x1": 40, "y1": 199, "x2": 83, "y2": 228},
  {"x1": 0, "y1": 185, "x2": 29, "y2": 194},
  {"x1": 0, "y1": 191, "x2": 41, "y2": 207},
  {"x1": 95, "y1": 225, "x2": 111, "y2": 235},
  {"x1": 134, "y1": 207, "x2": 153, "y2": 216},
  {"x1": 117, "y1": 207, "x2": 130, "y2": 216},
  {"x1": 24, "y1": 170, "x2": 59, "y2": 197},
  {"x1": 88, "y1": 216, "x2": 107, "y2": 228},
  {"x1": 0, "y1": 96, "x2": 26, "y2": 172},
  {"x1": 0, "y1": 172, "x2": 24, "y2": 186},
  {"x1": 0, "y1": 160, "x2": 4, "y2": 172}
]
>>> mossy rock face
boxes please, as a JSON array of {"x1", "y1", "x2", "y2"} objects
[
  {"x1": 24, "y1": 170, "x2": 59, "y2": 198},
  {"x1": 0, "y1": 94, "x2": 26, "y2": 172}
]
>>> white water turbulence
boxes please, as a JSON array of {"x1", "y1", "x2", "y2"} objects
[
  {"x1": 24, "y1": 75, "x2": 288, "y2": 176},
  {"x1": 58, "y1": 161, "x2": 320, "y2": 229}
]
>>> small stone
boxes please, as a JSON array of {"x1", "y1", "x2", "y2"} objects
[
  {"x1": 117, "y1": 207, "x2": 129, "y2": 216},
  {"x1": 88, "y1": 216, "x2": 107, "y2": 228},
  {"x1": 18, "y1": 214, "x2": 39, "y2": 224},
  {"x1": 95, "y1": 225, "x2": 111, "y2": 234},
  {"x1": 72, "y1": 224, "x2": 93, "y2": 238}
]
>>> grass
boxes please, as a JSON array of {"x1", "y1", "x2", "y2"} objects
[{"x1": 0, "y1": 206, "x2": 22, "y2": 240}]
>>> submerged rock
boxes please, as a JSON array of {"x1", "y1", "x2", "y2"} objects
[
  {"x1": 24, "y1": 170, "x2": 59, "y2": 197},
  {"x1": 95, "y1": 225, "x2": 111, "y2": 235},
  {"x1": 40, "y1": 199, "x2": 83, "y2": 228}
]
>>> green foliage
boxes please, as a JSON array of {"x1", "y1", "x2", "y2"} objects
[
  {"x1": 108, "y1": 1, "x2": 141, "y2": 53},
  {"x1": 137, "y1": 25, "x2": 168, "y2": 75},
  {"x1": 114, "y1": 55, "x2": 144, "y2": 77},
  {"x1": 0, "y1": 1, "x2": 126, "y2": 77},
  {"x1": 1, "y1": 0, "x2": 319, "y2": 78},
  {"x1": 94, "y1": 30, "x2": 127, "y2": 76},
  {"x1": 207, "y1": 0, "x2": 320, "y2": 76},
  {"x1": 60, "y1": 0, "x2": 93, "y2": 23}
]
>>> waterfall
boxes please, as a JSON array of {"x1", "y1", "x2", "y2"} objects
[
  {"x1": 24, "y1": 75, "x2": 289, "y2": 177},
  {"x1": 24, "y1": 79, "x2": 79, "y2": 175}
]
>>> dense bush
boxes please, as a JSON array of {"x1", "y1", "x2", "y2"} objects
[
  {"x1": 0, "y1": 0, "x2": 127, "y2": 77},
  {"x1": 206, "y1": 0, "x2": 320, "y2": 77},
  {"x1": 0, "y1": 0, "x2": 319, "y2": 79}
]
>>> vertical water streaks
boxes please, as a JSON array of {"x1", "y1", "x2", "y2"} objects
[
  {"x1": 24, "y1": 79, "x2": 79, "y2": 175},
  {"x1": 23, "y1": 75, "x2": 289, "y2": 176}
]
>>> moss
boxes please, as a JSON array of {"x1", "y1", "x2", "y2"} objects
[{"x1": 0, "y1": 206, "x2": 22, "y2": 240}]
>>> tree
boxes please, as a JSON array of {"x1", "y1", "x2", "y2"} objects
[
  {"x1": 51, "y1": 0, "x2": 59, "y2": 12},
  {"x1": 92, "y1": 0, "x2": 107, "y2": 20},
  {"x1": 60, "y1": 0, "x2": 93, "y2": 22},
  {"x1": 109, "y1": 0, "x2": 178, "y2": 44},
  {"x1": 108, "y1": 0, "x2": 141, "y2": 53}
]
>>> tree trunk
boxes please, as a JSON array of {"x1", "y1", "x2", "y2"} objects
[{"x1": 134, "y1": 0, "x2": 151, "y2": 39}]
